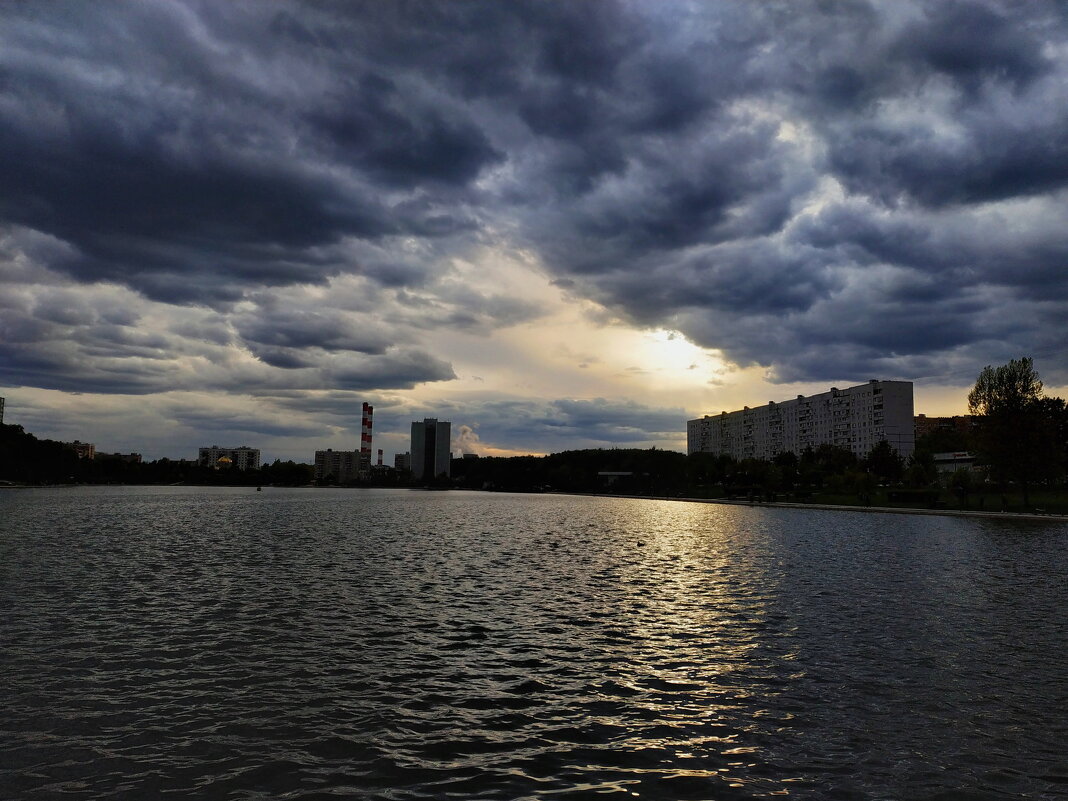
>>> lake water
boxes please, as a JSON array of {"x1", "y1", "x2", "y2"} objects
[{"x1": 1, "y1": 487, "x2": 1066, "y2": 800}]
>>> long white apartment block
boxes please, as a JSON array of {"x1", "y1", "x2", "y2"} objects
[{"x1": 687, "y1": 380, "x2": 914, "y2": 461}]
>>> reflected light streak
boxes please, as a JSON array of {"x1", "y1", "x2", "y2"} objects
[{"x1": 579, "y1": 501, "x2": 793, "y2": 776}]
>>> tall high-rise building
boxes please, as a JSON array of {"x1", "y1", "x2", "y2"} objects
[
  {"x1": 411, "y1": 418, "x2": 452, "y2": 479},
  {"x1": 687, "y1": 380, "x2": 914, "y2": 461}
]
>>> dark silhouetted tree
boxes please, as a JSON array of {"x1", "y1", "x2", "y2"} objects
[
  {"x1": 967, "y1": 357, "x2": 1060, "y2": 507},
  {"x1": 904, "y1": 450, "x2": 936, "y2": 488},
  {"x1": 864, "y1": 439, "x2": 904, "y2": 482},
  {"x1": 950, "y1": 467, "x2": 974, "y2": 509}
]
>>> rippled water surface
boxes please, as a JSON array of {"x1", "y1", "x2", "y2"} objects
[{"x1": 2, "y1": 487, "x2": 1067, "y2": 800}]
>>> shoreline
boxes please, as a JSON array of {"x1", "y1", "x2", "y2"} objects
[
  {"x1": 579, "y1": 493, "x2": 1068, "y2": 523},
  {"x1": 4, "y1": 483, "x2": 1067, "y2": 523}
]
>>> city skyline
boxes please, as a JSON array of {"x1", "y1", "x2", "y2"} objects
[
  {"x1": 0, "y1": 380, "x2": 976, "y2": 468},
  {"x1": 3, "y1": 2, "x2": 1068, "y2": 462}
]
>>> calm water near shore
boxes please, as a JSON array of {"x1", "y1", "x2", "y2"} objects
[{"x1": 2, "y1": 486, "x2": 1066, "y2": 800}]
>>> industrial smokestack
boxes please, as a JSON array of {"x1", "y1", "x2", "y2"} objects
[
  {"x1": 377, "y1": 449, "x2": 383, "y2": 466},
  {"x1": 361, "y1": 403, "x2": 373, "y2": 458}
]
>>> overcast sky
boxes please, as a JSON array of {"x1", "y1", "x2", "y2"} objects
[{"x1": 2, "y1": 0, "x2": 1067, "y2": 461}]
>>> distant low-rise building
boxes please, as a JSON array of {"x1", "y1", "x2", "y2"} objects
[
  {"x1": 688, "y1": 380, "x2": 915, "y2": 461},
  {"x1": 314, "y1": 449, "x2": 362, "y2": 483},
  {"x1": 96, "y1": 452, "x2": 143, "y2": 464},
  {"x1": 0, "y1": 396, "x2": 5, "y2": 425},
  {"x1": 933, "y1": 451, "x2": 978, "y2": 476},
  {"x1": 68, "y1": 440, "x2": 96, "y2": 460},
  {"x1": 394, "y1": 452, "x2": 411, "y2": 471},
  {"x1": 198, "y1": 445, "x2": 260, "y2": 471},
  {"x1": 914, "y1": 414, "x2": 977, "y2": 439}
]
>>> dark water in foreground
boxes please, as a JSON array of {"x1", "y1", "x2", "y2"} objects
[{"x1": 2, "y1": 487, "x2": 1067, "y2": 800}]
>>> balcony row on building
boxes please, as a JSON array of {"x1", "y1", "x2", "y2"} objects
[{"x1": 688, "y1": 380, "x2": 915, "y2": 461}]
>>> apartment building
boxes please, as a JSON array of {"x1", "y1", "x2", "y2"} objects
[
  {"x1": 313, "y1": 448, "x2": 364, "y2": 483},
  {"x1": 687, "y1": 380, "x2": 914, "y2": 461},
  {"x1": 198, "y1": 445, "x2": 261, "y2": 471}
]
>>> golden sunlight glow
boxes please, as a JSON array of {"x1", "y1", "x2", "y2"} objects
[{"x1": 632, "y1": 329, "x2": 722, "y2": 376}]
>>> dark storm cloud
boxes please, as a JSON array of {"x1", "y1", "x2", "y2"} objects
[
  {"x1": 416, "y1": 396, "x2": 686, "y2": 452},
  {"x1": 328, "y1": 349, "x2": 456, "y2": 391},
  {"x1": 513, "y1": 0, "x2": 1068, "y2": 382},
  {"x1": 235, "y1": 309, "x2": 393, "y2": 356},
  {"x1": 169, "y1": 409, "x2": 327, "y2": 439},
  {"x1": 545, "y1": 399, "x2": 685, "y2": 441},
  {"x1": 796, "y1": 3, "x2": 1067, "y2": 210},
  {"x1": 0, "y1": 1, "x2": 498, "y2": 305},
  {"x1": 261, "y1": 390, "x2": 398, "y2": 419},
  {"x1": 893, "y1": 1, "x2": 1050, "y2": 93},
  {"x1": 3, "y1": 0, "x2": 1068, "y2": 394},
  {"x1": 306, "y1": 74, "x2": 503, "y2": 188},
  {"x1": 0, "y1": 259, "x2": 457, "y2": 395}
]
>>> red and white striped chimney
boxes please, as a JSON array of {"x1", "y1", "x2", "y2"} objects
[
  {"x1": 360, "y1": 402, "x2": 373, "y2": 458},
  {"x1": 377, "y1": 449, "x2": 383, "y2": 466}
]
